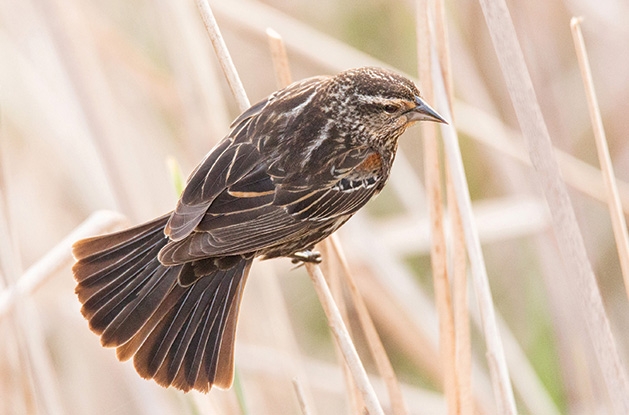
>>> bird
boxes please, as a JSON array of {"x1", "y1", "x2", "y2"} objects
[{"x1": 72, "y1": 66, "x2": 446, "y2": 393}]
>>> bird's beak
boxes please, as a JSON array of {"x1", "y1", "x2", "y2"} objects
[{"x1": 407, "y1": 96, "x2": 448, "y2": 124}]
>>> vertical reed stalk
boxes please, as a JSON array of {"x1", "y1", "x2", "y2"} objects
[
  {"x1": 195, "y1": 2, "x2": 385, "y2": 413},
  {"x1": 477, "y1": 1, "x2": 629, "y2": 412},
  {"x1": 570, "y1": 17, "x2": 629, "y2": 301}
]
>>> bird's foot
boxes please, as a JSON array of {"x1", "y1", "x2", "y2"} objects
[{"x1": 290, "y1": 250, "x2": 322, "y2": 265}]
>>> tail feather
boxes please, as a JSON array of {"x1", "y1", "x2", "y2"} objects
[
  {"x1": 72, "y1": 214, "x2": 252, "y2": 392},
  {"x1": 135, "y1": 260, "x2": 250, "y2": 391},
  {"x1": 212, "y1": 272, "x2": 249, "y2": 388},
  {"x1": 74, "y1": 215, "x2": 173, "y2": 337},
  {"x1": 74, "y1": 214, "x2": 170, "y2": 307},
  {"x1": 74, "y1": 214, "x2": 170, "y2": 282},
  {"x1": 100, "y1": 264, "x2": 177, "y2": 346}
]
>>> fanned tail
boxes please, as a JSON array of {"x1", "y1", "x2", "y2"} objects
[{"x1": 72, "y1": 214, "x2": 252, "y2": 392}]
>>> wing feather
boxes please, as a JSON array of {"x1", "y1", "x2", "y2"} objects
[
  {"x1": 159, "y1": 178, "x2": 379, "y2": 264},
  {"x1": 160, "y1": 74, "x2": 385, "y2": 264},
  {"x1": 166, "y1": 142, "x2": 264, "y2": 241}
]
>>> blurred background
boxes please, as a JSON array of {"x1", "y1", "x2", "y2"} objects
[{"x1": 1, "y1": 0, "x2": 629, "y2": 414}]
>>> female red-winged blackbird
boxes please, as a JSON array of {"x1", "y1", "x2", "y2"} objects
[{"x1": 72, "y1": 66, "x2": 446, "y2": 392}]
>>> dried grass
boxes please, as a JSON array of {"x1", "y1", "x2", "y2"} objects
[{"x1": 2, "y1": 0, "x2": 629, "y2": 414}]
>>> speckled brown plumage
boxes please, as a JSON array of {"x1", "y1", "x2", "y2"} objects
[{"x1": 72, "y1": 66, "x2": 446, "y2": 393}]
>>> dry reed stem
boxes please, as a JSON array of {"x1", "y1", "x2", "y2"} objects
[
  {"x1": 212, "y1": 0, "x2": 629, "y2": 213},
  {"x1": 318, "y1": 240, "x2": 366, "y2": 414},
  {"x1": 266, "y1": 27, "x2": 406, "y2": 414},
  {"x1": 292, "y1": 378, "x2": 313, "y2": 415},
  {"x1": 266, "y1": 28, "x2": 293, "y2": 90},
  {"x1": 305, "y1": 262, "x2": 385, "y2": 415},
  {"x1": 263, "y1": 32, "x2": 331, "y2": 414},
  {"x1": 493, "y1": 311, "x2": 562, "y2": 415},
  {"x1": 433, "y1": 2, "x2": 473, "y2": 411},
  {"x1": 571, "y1": 17, "x2": 629, "y2": 301},
  {"x1": 206, "y1": 5, "x2": 554, "y2": 411},
  {"x1": 155, "y1": 0, "x2": 231, "y2": 156},
  {"x1": 329, "y1": 235, "x2": 410, "y2": 415},
  {"x1": 200, "y1": 14, "x2": 628, "y2": 409},
  {"x1": 434, "y1": 0, "x2": 454, "y2": 113},
  {"x1": 350, "y1": 213, "x2": 517, "y2": 413},
  {"x1": 434, "y1": 1, "x2": 476, "y2": 413},
  {"x1": 196, "y1": 3, "x2": 384, "y2": 412},
  {"x1": 431, "y1": 46, "x2": 517, "y2": 415},
  {"x1": 0, "y1": 149, "x2": 64, "y2": 415},
  {"x1": 477, "y1": 1, "x2": 629, "y2": 412},
  {"x1": 236, "y1": 344, "x2": 447, "y2": 411},
  {"x1": 266, "y1": 25, "x2": 366, "y2": 415},
  {"x1": 0, "y1": 210, "x2": 127, "y2": 318},
  {"x1": 5, "y1": 2, "x2": 624, "y2": 413},
  {"x1": 358, "y1": 197, "x2": 560, "y2": 413},
  {"x1": 355, "y1": 248, "x2": 444, "y2": 384},
  {"x1": 4, "y1": 300, "x2": 65, "y2": 415},
  {"x1": 417, "y1": 1, "x2": 461, "y2": 413},
  {"x1": 447, "y1": 167, "x2": 473, "y2": 415},
  {"x1": 195, "y1": 0, "x2": 250, "y2": 112},
  {"x1": 455, "y1": 103, "x2": 629, "y2": 214},
  {"x1": 253, "y1": 264, "x2": 320, "y2": 415}
]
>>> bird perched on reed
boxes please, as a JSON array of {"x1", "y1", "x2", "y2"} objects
[{"x1": 72, "y1": 66, "x2": 446, "y2": 392}]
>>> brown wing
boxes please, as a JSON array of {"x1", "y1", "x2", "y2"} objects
[
  {"x1": 164, "y1": 137, "x2": 264, "y2": 242},
  {"x1": 160, "y1": 75, "x2": 383, "y2": 265},
  {"x1": 158, "y1": 148, "x2": 383, "y2": 265},
  {"x1": 164, "y1": 76, "x2": 328, "y2": 242}
]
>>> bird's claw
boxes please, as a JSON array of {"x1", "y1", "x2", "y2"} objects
[{"x1": 290, "y1": 250, "x2": 322, "y2": 265}]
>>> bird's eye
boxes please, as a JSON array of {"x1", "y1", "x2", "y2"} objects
[{"x1": 383, "y1": 104, "x2": 399, "y2": 114}]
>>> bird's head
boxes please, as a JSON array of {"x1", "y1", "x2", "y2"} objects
[{"x1": 322, "y1": 67, "x2": 447, "y2": 148}]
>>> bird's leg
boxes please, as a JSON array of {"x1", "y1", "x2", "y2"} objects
[{"x1": 290, "y1": 249, "x2": 322, "y2": 264}]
